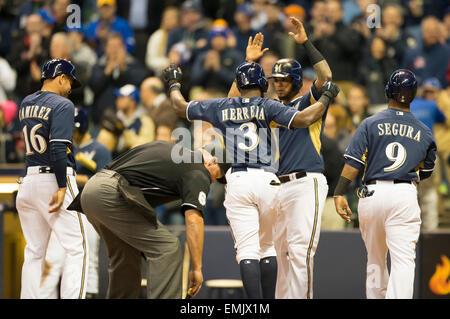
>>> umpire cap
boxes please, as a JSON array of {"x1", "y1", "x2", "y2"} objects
[
  {"x1": 235, "y1": 62, "x2": 268, "y2": 93},
  {"x1": 268, "y1": 58, "x2": 303, "y2": 90},
  {"x1": 74, "y1": 106, "x2": 89, "y2": 135},
  {"x1": 41, "y1": 59, "x2": 81, "y2": 89},
  {"x1": 385, "y1": 69, "x2": 417, "y2": 104}
]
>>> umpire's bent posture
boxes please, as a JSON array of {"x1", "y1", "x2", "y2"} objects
[{"x1": 68, "y1": 141, "x2": 228, "y2": 298}]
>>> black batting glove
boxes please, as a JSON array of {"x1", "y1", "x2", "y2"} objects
[
  {"x1": 318, "y1": 81, "x2": 340, "y2": 107},
  {"x1": 162, "y1": 64, "x2": 183, "y2": 92},
  {"x1": 322, "y1": 81, "x2": 340, "y2": 98}
]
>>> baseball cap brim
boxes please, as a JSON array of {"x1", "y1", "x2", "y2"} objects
[{"x1": 71, "y1": 78, "x2": 81, "y2": 89}]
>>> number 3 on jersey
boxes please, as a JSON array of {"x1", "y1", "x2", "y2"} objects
[
  {"x1": 238, "y1": 122, "x2": 259, "y2": 151},
  {"x1": 23, "y1": 124, "x2": 47, "y2": 155},
  {"x1": 384, "y1": 142, "x2": 406, "y2": 172}
]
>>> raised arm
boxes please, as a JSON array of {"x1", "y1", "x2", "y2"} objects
[
  {"x1": 228, "y1": 33, "x2": 269, "y2": 98},
  {"x1": 287, "y1": 17, "x2": 332, "y2": 90},
  {"x1": 290, "y1": 81, "x2": 340, "y2": 128},
  {"x1": 162, "y1": 64, "x2": 189, "y2": 118}
]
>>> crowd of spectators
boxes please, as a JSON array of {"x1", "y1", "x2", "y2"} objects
[{"x1": 0, "y1": 0, "x2": 449, "y2": 228}]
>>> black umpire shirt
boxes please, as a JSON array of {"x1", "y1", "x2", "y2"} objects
[
  {"x1": 69, "y1": 141, "x2": 212, "y2": 223},
  {"x1": 104, "y1": 141, "x2": 212, "y2": 214}
]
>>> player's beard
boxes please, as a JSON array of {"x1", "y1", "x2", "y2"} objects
[{"x1": 277, "y1": 88, "x2": 299, "y2": 104}]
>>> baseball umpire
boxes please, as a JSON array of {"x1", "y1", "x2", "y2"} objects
[
  {"x1": 16, "y1": 58, "x2": 89, "y2": 299},
  {"x1": 334, "y1": 69, "x2": 437, "y2": 298},
  {"x1": 163, "y1": 61, "x2": 339, "y2": 298},
  {"x1": 68, "y1": 141, "x2": 229, "y2": 298}
]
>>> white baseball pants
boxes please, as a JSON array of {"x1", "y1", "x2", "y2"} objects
[
  {"x1": 224, "y1": 168, "x2": 280, "y2": 263},
  {"x1": 274, "y1": 173, "x2": 328, "y2": 299},
  {"x1": 16, "y1": 167, "x2": 89, "y2": 299},
  {"x1": 41, "y1": 220, "x2": 99, "y2": 298},
  {"x1": 358, "y1": 181, "x2": 421, "y2": 299}
]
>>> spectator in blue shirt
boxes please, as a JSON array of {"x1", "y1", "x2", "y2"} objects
[
  {"x1": 403, "y1": 16, "x2": 449, "y2": 88},
  {"x1": 232, "y1": 2, "x2": 266, "y2": 55},
  {"x1": 410, "y1": 77, "x2": 446, "y2": 230},
  {"x1": 191, "y1": 26, "x2": 243, "y2": 93},
  {"x1": 165, "y1": 0, "x2": 208, "y2": 59},
  {"x1": 410, "y1": 78, "x2": 446, "y2": 132},
  {"x1": 85, "y1": 0, "x2": 136, "y2": 56}
]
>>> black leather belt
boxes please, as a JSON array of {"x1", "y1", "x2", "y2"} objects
[
  {"x1": 278, "y1": 171, "x2": 307, "y2": 184},
  {"x1": 366, "y1": 180, "x2": 413, "y2": 185},
  {"x1": 38, "y1": 166, "x2": 75, "y2": 176},
  {"x1": 231, "y1": 167, "x2": 248, "y2": 173},
  {"x1": 39, "y1": 166, "x2": 54, "y2": 173}
]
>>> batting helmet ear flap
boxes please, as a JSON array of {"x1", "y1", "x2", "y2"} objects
[
  {"x1": 258, "y1": 76, "x2": 269, "y2": 93},
  {"x1": 385, "y1": 82, "x2": 393, "y2": 99}
]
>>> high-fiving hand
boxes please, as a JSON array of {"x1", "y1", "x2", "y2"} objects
[
  {"x1": 288, "y1": 16, "x2": 308, "y2": 44},
  {"x1": 246, "y1": 32, "x2": 269, "y2": 62}
]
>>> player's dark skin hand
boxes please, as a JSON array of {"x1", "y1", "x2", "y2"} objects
[{"x1": 333, "y1": 195, "x2": 352, "y2": 223}]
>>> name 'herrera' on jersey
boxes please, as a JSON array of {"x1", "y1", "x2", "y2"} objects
[
  {"x1": 18, "y1": 104, "x2": 52, "y2": 122},
  {"x1": 221, "y1": 103, "x2": 266, "y2": 122},
  {"x1": 377, "y1": 122, "x2": 421, "y2": 142}
]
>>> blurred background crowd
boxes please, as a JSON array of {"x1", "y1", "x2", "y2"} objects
[{"x1": 0, "y1": 0, "x2": 449, "y2": 229}]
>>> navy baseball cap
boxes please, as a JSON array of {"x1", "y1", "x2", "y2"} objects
[
  {"x1": 209, "y1": 27, "x2": 228, "y2": 40},
  {"x1": 41, "y1": 59, "x2": 81, "y2": 89}
]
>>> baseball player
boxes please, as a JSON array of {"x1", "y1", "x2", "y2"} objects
[
  {"x1": 334, "y1": 69, "x2": 437, "y2": 299},
  {"x1": 15, "y1": 59, "x2": 89, "y2": 299},
  {"x1": 41, "y1": 107, "x2": 111, "y2": 298},
  {"x1": 229, "y1": 18, "x2": 333, "y2": 299},
  {"x1": 163, "y1": 62, "x2": 339, "y2": 298}
]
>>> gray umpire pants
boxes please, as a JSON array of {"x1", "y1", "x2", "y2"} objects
[{"x1": 80, "y1": 170, "x2": 183, "y2": 299}]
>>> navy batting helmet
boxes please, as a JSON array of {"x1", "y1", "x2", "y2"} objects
[
  {"x1": 41, "y1": 59, "x2": 81, "y2": 89},
  {"x1": 74, "y1": 106, "x2": 89, "y2": 135},
  {"x1": 235, "y1": 62, "x2": 268, "y2": 93},
  {"x1": 268, "y1": 58, "x2": 303, "y2": 90},
  {"x1": 385, "y1": 69, "x2": 417, "y2": 104}
]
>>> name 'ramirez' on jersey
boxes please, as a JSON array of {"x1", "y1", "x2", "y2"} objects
[
  {"x1": 344, "y1": 108, "x2": 436, "y2": 183},
  {"x1": 19, "y1": 91, "x2": 76, "y2": 169}
]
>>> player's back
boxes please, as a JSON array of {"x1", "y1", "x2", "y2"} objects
[
  {"x1": 348, "y1": 108, "x2": 435, "y2": 182},
  {"x1": 19, "y1": 91, "x2": 75, "y2": 169},
  {"x1": 187, "y1": 96, "x2": 299, "y2": 172}
]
